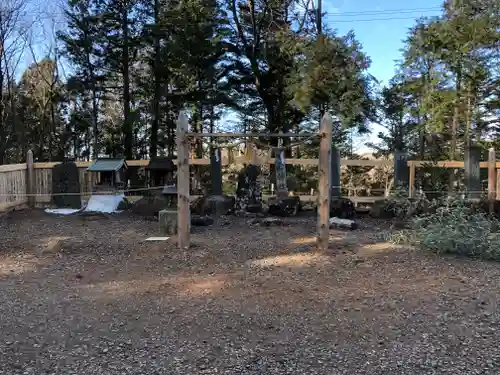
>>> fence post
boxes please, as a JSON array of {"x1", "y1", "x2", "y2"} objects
[
  {"x1": 27, "y1": 150, "x2": 35, "y2": 208},
  {"x1": 488, "y1": 147, "x2": 496, "y2": 214},
  {"x1": 317, "y1": 113, "x2": 333, "y2": 252},
  {"x1": 177, "y1": 112, "x2": 190, "y2": 249}
]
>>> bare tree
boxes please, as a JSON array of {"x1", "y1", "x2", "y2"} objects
[
  {"x1": 24, "y1": 11, "x2": 64, "y2": 161},
  {"x1": 0, "y1": 0, "x2": 29, "y2": 162}
]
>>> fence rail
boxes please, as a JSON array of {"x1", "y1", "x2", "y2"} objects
[{"x1": 0, "y1": 152, "x2": 498, "y2": 213}]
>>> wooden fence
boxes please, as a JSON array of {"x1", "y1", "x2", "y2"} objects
[
  {"x1": 0, "y1": 164, "x2": 28, "y2": 211},
  {"x1": 0, "y1": 152, "x2": 499, "y2": 213}
]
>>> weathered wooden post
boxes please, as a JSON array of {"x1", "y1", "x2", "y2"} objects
[
  {"x1": 488, "y1": 147, "x2": 496, "y2": 214},
  {"x1": 26, "y1": 150, "x2": 35, "y2": 208},
  {"x1": 394, "y1": 150, "x2": 409, "y2": 191},
  {"x1": 317, "y1": 113, "x2": 333, "y2": 251},
  {"x1": 464, "y1": 145, "x2": 481, "y2": 199},
  {"x1": 210, "y1": 147, "x2": 223, "y2": 195},
  {"x1": 176, "y1": 112, "x2": 190, "y2": 249},
  {"x1": 330, "y1": 146, "x2": 341, "y2": 198}
]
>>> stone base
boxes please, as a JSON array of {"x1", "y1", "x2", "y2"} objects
[
  {"x1": 268, "y1": 196, "x2": 301, "y2": 216},
  {"x1": 132, "y1": 194, "x2": 170, "y2": 218},
  {"x1": 329, "y1": 197, "x2": 356, "y2": 219},
  {"x1": 191, "y1": 194, "x2": 235, "y2": 216},
  {"x1": 159, "y1": 209, "x2": 178, "y2": 235}
]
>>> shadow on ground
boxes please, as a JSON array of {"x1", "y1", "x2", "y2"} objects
[{"x1": 0, "y1": 210, "x2": 499, "y2": 374}]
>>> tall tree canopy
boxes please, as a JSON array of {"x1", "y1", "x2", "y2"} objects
[{"x1": 0, "y1": 0, "x2": 497, "y2": 169}]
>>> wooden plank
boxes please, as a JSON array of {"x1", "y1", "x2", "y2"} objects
[
  {"x1": 31, "y1": 157, "x2": 400, "y2": 168},
  {"x1": 0, "y1": 163, "x2": 27, "y2": 172},
  {"x1": 177, "y1": 112, "x2": 190, "y2": 249},
  {"x1": 342, "y1": 159, "x2": 392, "y2": 167},
  {"x1": 412, "y1": 160, "x2": 500, "y2": 168},
  {"x1": 488, "y1": 148, "x2": 496, "y2": 213},
  {"x1": 34, "y1": 161, "x2": 92, "y2": 169},
  {"x1": 185, "y1": 132, "x2": 318, "y2": 138},
  {"x1": 30, "y1": 159, "x2": 500, "y2": 170},
  {"x1": 410, "y1": 161, "x2": 465, "y2": 168},
  {"x1": 27, "y1": 151, "x2": 35, "y2": 208},
  {"x1": 317, "y1": 113, "x2": 333, "y2": 252}
]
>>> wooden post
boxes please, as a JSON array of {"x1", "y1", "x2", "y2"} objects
[
  {"x1": 27, "y1": 150, "x2": 35, "y2": 208},
  {"x1": 176, "y1": 112, "x2": 190, "y2": 249},
  {"x1": 488, "y1": 147, "x2": 496, "y2": 214},
  {"x1": 408, "y1": 161, "x2": 416, "y2": 198},
  {"x1": 317, "y1": 113, "x2": 333, "y2": 251}
]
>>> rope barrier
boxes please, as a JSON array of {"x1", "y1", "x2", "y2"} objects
[
  {"x1": 0, "y1": 187, "x2": 489, "y2": 198},
  {"x1": 189, "y1": 132, "x2": 319, "y2": 152}
]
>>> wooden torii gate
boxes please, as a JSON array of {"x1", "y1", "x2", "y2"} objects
[{"x1": 175, "y1": 112, "x2": 333, "y2": 251}]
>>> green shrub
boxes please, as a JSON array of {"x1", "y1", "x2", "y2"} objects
[
  {"x1": 394, "y1": 201, "x2": 500, "y2": 261},
  {"x1": 372, "y1": 187, "x2": 437, "y2": 219}
]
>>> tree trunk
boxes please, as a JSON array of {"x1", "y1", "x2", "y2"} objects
[
  {"x1": 150, "y1": 0, "x2": 161, "y2": 158},
  {"x1": 121, "y1": 6, "x2": 133, "y2": 159}
]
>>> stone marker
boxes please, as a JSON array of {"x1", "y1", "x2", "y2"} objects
[
  {"x1": 210, "y1": 148, "x2": 223, "y2": 195},
  {"x1": 394, "y1": 150, "x2": 409, "y2": 189},
  {"x1": 464, "y1": 145, "x2": 481, "y2": 199},
  {"x1": 159, "y1": 209, "x2": 178, "y2": 235},
  {"x1": 331, "y1": 147, "x2": 341, "y2": 198},
  {"x1": 52, "y1": 161, "x2": 81, "y2": 209}
]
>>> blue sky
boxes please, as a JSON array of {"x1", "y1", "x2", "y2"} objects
[
  {"x1": 323, "y1": 0, "x2": 443, "y2": 85},
  {"x1": 319, "y1": 0, "x2": 443, "y2": 150}
]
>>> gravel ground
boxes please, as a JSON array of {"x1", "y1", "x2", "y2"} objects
[{"x1": 1, "y1": 209, "x2": 500, "y2": 374}]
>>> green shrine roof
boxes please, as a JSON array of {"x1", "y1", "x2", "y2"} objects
[{"x1": 87, "y1": 158, "x2": 127, "y2": 172}]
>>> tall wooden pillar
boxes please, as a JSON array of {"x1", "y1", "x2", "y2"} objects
[
  {"x1": 317, "y1": 113, "x2": 333, "y2": 251},
  {"x1": 176, "y1": 112, "x2": 190, "y2": 249}
]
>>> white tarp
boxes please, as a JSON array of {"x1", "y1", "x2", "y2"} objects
[
  {"x1": 84, "y1": 194, "x2": 125, "y2": 213},
  {"x1": 44, "y1": 208, "x2": 82, "y2": 215},
  {"x1": 45, "y1": 193, "x2": 125, "y2": 215}
]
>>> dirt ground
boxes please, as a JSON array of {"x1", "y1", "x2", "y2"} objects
[{"x1": 0, "y1": 210, "x2": 500, "y2": 375}]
